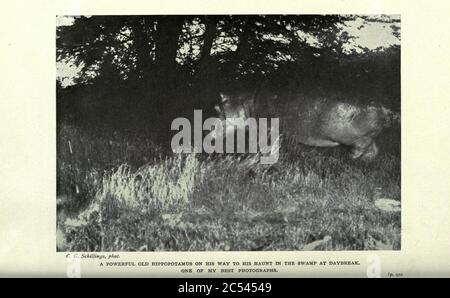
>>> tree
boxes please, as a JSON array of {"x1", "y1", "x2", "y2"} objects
[
  {"x1": 57, "y1": 14, "x2": 400, "y2": 122},
  {"x1": 153, "y1": 16, "x2": 186, "y2": 89}
]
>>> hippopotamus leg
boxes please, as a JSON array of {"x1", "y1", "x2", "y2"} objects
[
  {"x1": 350, "y1": 136, "x2": 376, "y2": 159},
  {"x1": 360, "y1": 142, "x2": 379, "y2": 160}
]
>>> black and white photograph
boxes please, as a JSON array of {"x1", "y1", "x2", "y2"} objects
[{"x1": 56, "y1": 15, "x2": 401, "y2": 252}]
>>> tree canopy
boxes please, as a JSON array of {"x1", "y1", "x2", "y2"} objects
[{"x1": 57, "y1": 15, "x2": 400, "y2": 125}]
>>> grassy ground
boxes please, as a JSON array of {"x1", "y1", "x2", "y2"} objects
[{"x1": 57, "y1": 122, "x2": 401, "y2": 251}]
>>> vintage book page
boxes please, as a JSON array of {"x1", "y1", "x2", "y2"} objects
[{"x1": 0, "y1": 0, "x2": 449, "y2": 277}]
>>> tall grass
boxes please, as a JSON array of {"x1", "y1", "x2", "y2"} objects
[{"x1": 57, "y1": 122, "x2": 400, "y2": 251}]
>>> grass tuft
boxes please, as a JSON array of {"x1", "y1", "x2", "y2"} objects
[{"x1": 57, "y1": 123, "x2": 400, "y2": 251}]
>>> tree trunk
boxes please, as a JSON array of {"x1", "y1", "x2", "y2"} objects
[
  {"x1": 197, "y1": 16, "x2": 218, "y2": 107},
  {"x1": 232, "y1": 20, "x2": 252, "y2": 75},
  {"x1": 198, "y1": 16, "x2": 218, "y2": 78},
  {"x1": 154, "y1": 16, "x2": 185, "y2": 90},
  {"x1": 132, "y1": 16, "x2": 154, "y2": 80}
]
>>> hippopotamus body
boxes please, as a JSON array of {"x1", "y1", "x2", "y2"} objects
[{"x1": 214, "y1": 90, "x2": 399, "y2": 160}]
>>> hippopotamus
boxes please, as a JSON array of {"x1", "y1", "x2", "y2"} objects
[{"x1": 213, "y1": 89, "x2": 399, "y2": 160}]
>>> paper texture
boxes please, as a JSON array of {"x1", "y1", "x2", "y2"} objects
[{"x1": 0, "y1": 0, "x2": 449, "y2": 277}]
